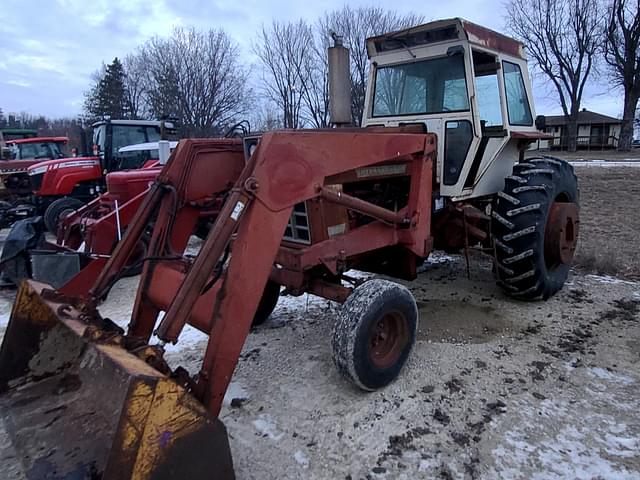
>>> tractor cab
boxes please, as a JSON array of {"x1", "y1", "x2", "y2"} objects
[
  {"x1": 363, "y1": 18, "x2": 548, "y2": 200},
  {"x1": 91, "y1": 119, "x2": 177, "y2": 173},
  {"x1": 5, "y1": 136, "x2": 68, "y2": 161}
]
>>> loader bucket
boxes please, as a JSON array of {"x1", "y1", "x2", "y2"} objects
[{"x1": 0, "y1": 281, "x2": 234, "y2": 480}]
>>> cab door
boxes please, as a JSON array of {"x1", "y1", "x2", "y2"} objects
[{"x1": 438, "y1": 46, "x2": 481, "y2": 197}]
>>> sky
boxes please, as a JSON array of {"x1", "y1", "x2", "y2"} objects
[{"x1": 0, "y1": 0, "x2": 621, "y2": 120}]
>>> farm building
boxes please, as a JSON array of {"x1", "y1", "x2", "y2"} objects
[{"x1": 537, "y1": 109, "x2": 621, "y2": 150}]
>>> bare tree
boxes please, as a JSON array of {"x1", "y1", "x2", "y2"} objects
[
  {"x1": 137, "y1": 27, "x2": 251, "y2": 137},
  {"x1": 254, "y1": 21, "x2": 315, "y2": 129},
  {"x1": 604, "y1": 0, "x2": 640, "y2": 150},
  {"x1": 506, "y1": 0, "x2": 602, "y2": 152},
  {"x1": 251, "y1": 101, "x2": 283, "y2": 131},
  {"x1": 299, "y1": 36, "x2": 331, "y2": 128},
  {"x1": 318, "y1": 7, "x2": 423, "y2": 125},
  {"x1": 137, "y1": 42, "x2": 180, "y2": 122},
  {"x1": 122, "y1": 54, "x2": 148, "y2": 120}
]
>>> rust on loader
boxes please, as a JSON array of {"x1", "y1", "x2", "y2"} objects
[{"x1": 0, "y1": 281, "x2": 234, "y2": 479}]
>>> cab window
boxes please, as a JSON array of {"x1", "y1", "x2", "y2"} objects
[
  {"x1": 373, "y1": 54, "x2": 469, "y2": 117},
  {"x1": 111, "y1": 125, "x2": 162, "y2": 170},
  {"x1": 472, "y1": 50, "x2": 503, "y2": 128},
  {"x1": 503, "y1": 61, "x2": 533, "y2": 126}
]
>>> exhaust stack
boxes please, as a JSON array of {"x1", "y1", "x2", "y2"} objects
[{"x1": 328, "y1": 34, "x2": 351, "y2": 126}]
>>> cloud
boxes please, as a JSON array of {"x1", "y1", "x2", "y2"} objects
[
  {"x1": 6, "y1": 80, "x2": 31, "y2": 88},
  {"x1": 0, "y1": 0, "x2": 622, "y2": 120}
]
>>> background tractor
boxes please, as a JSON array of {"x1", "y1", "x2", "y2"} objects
[
  {"x1": 28, "y1": 118, "x2": 177, "y2": 232},
  {"x1": 0, "y1": 18, "x2": 578, "y2": 479},
  {"x1": 0, "y1": 136, "x2": 69, "y2": 228}
]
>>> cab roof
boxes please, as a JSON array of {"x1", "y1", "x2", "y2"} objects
[
  {"x1": 7, "y1": 136, "x2": 68, "y2": 145},
  {"x1": 366, "y1": 18, "x2": 525, "y2": 60},
  {"x1": 91, "y1": 119, "x2": 163, "y2": 128}
]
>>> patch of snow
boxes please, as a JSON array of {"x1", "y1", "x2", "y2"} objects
[
  {"x1": 418, "y1": 458, "x2": 439, "y2": 472},
  {"x1": 584, "y1": 274, "x2": 638, "y2": 286},
  {"x1": 253, "y1": 414, "x2": 284, "y2": 441},
  {"x1": 604, "y1": 433, "x2": 639, "y2": 458},
  {"x1": 276, "y1": 292, "x2": 334, "y2": 314},
  {"x1": 344, "y1": 269, "x2": 372, "y2": 280},
  {"x1": 161, "y1": 323, "x2": 207, "y2": 353},
  {"x1": 587, "y1": 367, "x2": 634, "y2": 386},
  {"x1": 0, "y1": 314, "x2": 9, "y2": 328},
  {"x1": 223, "y1": 382, "x2": 250, "y2": 407},
  {"x1": 293, "y1": 450, "x2": 309, "y2": 468},
  {"x1": 427, "y1": 252, "x2": 458, "y2": 264},
  {"x1": 487, "y1": 366, "x2": 640, "y2": 480},
  {"x1": 417, "y1": 252, "x2": 458, "y2": 273},
  {"x1": 570, "y1": 160, "x2": 640, "y2": 167}
]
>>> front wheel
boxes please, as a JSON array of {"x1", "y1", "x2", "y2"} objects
[
  {"x1": 492, "y1": 156, "x2": 579, "y2": 300},
  {"x1": 252, "y1": 280, "x2": 281, "y2": 326},
  {"x1": 332, "y1": 279, "x2": 418, "y2": 391},
  {"x1": 43, "y1": 197, "x2": 85, "y2": 233}
]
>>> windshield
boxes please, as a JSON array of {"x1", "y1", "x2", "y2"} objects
[
  {"x1": 11, "y1": 142, "x2": 64, "y2": 160},
  {"x1": 111, "y1": 125, "x2": 162, "y2": 170},
  {"x1": 372, "y1": 54, "x2": 469, "y2": 117}
]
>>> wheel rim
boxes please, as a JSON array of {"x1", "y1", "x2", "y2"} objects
[
  {"x1": 59, "y1": 208, "x2": 75, "y2": 221},
  {"x1": 544, "y1": 199, "x2": 579, "y2": 270},
  {"x1": 368, "y1": 311, "x2": 409, "y2": 369}
]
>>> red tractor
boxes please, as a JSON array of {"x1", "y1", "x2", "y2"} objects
[
  {"x1": 0, "y1": 136, "x2": 69, "y2": 228},
  {"x1": 1, "y1": 136, "x2": 68, "y2": 195},
  {"x1": 27, "y1": 118, "x2": 176, "y2": 232}
]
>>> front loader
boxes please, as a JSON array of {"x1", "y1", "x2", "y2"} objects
[{"x1": 0, "y1": 18, "x2": 579, "y2": 479}]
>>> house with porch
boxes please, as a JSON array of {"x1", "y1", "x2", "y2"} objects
[{"x1": 537, "y1": 109, "x2": 621, "y2": 150}]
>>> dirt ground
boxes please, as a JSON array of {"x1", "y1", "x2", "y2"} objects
[
  {"x1": 102, "y1": 255, "x2": 640, "y2": 479},
  {"x1": 571, "y1": 166, "x2": 640, "y2": 280},
  {"x1": 0, "y1": 162, "x2": 639, "y2": 479}
]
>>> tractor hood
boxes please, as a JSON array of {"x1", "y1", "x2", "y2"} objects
[{"x1": 27, "y1": 156, "x2": 101, "y2": 176}]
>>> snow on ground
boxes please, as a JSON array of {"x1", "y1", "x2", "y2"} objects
[
  {"x1": 0, "y1": 253, "x2": 638, "y2": 479},
  {"x1": 485, "y1": 364, "x2": 639, "y2": 480},
  {"x1": 570, "y1": 160, "x2": 640, "y2": 167},
  {"x1": 585, "y1": 274, "x2": 639, "y2": 286}
]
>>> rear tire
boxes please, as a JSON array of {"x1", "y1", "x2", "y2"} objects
[
  {"x1": 44, "y1": 197, "x2": 85, "y2": 233},
  {"x1": 332, "y1": 279, "x2": 418, "y2": 391},
  {"x1": 492, "y1": 156, "x2": 579, "y2": 300}
]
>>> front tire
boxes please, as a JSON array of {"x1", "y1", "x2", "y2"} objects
[
  {"x1": 252, "y1": 280, "x2": 280, "y2": 326},
  {"x1": 492, "y1": 156, "x2": 579, "y2": 300},
  {"x1": 44, "y1": 197, "x2": 85, "y2": 233},
  {"x1": 332, "y1": 279, "x2": 418, "y2": 391}
]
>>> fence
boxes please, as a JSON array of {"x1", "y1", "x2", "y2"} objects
[{"x1": 530, "y1": 135, "x2": 619, "y2": 151}]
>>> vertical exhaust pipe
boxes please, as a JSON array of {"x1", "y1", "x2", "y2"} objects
[
  {"x1": 328, "y1": 34, "x2": 352, "y2": 127},
  {"x1": 158, "y1": 139, "x2": 171, "y2": 165}
]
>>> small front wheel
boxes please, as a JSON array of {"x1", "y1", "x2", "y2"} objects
[
  {"x1": 252, "y1": 280, "x2": 280, "y2": 326},
  {"x1": 332, "y1": 279, "x2": 418, "y2": 391},
  {"x1": 43, "y1": 197, "x2": 85, "y2": 233}
]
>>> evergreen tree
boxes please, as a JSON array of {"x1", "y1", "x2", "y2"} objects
[{"x1": 84, "y1": 57, "x2": 129, "y2": 121}]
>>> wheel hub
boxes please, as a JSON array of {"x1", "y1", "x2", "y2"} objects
[
  {"x1": 369, "y1": 312, "x2": 408, "y2": 369},
  {"x1": 545, "y1": 202, "x2": 579, "y2": 268}
]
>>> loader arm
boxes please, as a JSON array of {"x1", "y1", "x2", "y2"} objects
[
  {"x1": 94, "y1": 130, "x2": 435, "y2": 415},
  {"x1": 0, "y1": 130, "x2": 435, "y2": 479}
]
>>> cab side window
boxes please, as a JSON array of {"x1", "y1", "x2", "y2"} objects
[
  {"x1": 472, "y1": 50, "x2": 504, "y2": 129},
  {"x1": 503, "y1": 61, "x2": 533, "y2": 126}
]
